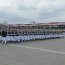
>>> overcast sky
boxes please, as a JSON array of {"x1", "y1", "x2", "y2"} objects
[{"x1": 0, "y1": 0, "x2": 65, "y2": 24}]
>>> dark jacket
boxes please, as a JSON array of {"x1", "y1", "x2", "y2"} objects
[{"x1": 1, "y1": 31, "x2": 7, "y2": 37}]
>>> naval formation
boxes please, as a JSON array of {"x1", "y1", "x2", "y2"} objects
[
  {"x1": 0, "y1": 30, "x2": 64, "y2": 44},
  {"x1": 0, "y1": 23, "x2": 65, "y2": 44}
]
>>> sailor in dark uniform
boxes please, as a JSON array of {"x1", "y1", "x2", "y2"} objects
[{"x1": 1, "y1": 31, "x2": 7, "y2": 44}]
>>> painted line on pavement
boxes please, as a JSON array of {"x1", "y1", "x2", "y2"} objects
[{"x1": 9, "y1": 44, "x2": 65, "y2": 55}]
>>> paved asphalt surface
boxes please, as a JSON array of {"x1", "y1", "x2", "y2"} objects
[{"x1": 0, "y1": 38, "x2": 65, "y2": 65}]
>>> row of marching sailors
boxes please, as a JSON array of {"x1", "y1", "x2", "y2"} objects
[{"x1": 0, "y1": 34, "x2": 64, "y2": 44}]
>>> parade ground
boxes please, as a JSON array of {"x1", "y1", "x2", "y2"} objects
[{"x1": 0, "y1": 38, "x2": 65, "y2": 65}]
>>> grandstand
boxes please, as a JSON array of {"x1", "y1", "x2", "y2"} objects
[{"x1": 0, "y1": 22, "x2": 65, "y2": 35}]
